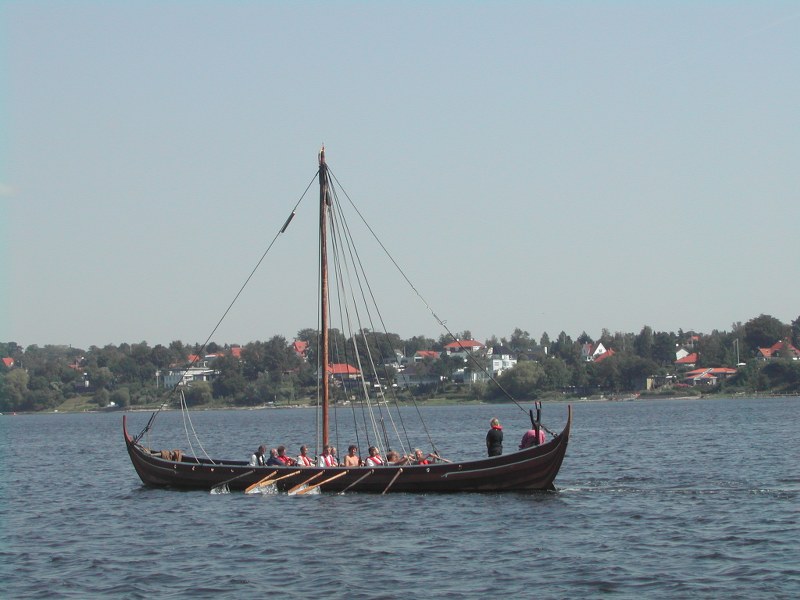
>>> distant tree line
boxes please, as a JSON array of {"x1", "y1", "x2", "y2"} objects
[{"x1": 1, "y1": 313, "x2": 798, "y2": 413}]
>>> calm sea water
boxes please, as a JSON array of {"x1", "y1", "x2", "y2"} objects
[{"x1": 2, "y1": 398, "x2": 798, "y2": 599}]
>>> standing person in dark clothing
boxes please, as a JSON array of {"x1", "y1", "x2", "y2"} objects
[{"x1": 486, "y1": 417, "x2": 503, "y2": 456}]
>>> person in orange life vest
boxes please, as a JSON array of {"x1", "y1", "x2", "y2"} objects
[
  {"x1": 276, "y1": 446, "x2": 296, "y2": 466},
  {"x1": 519, "y1": 428, "x2": 546, "y2": 449},
  {"x1": 486, "y1": 417, "x2": 503, "y2": 457},
  {"x1": 249, "y1": 445, "x2": 267, "y2": 466},
  {"x1": 329, "y1": 446, "x2": 339, "y2": 466},
  {"x1": 296, "y1": 445, "x2": 314, "y2": 466},
  {"x1": 317, "y1": 445, "x2": 336, "y2": 467},
  {"x1": 343, "y1": 445, "x2": 361, "y2": 467},
  {"x1": 412, "y1": 448, "x2": 435, "y2": 465},
  {"x1": 364, "y1": 446, "x2": 384, "y2": 467}
]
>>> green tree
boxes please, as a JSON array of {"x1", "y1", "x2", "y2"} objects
[
  {"x1": 761, "y1": 360, "x2": 800, "y2": 392},
  {"x1": 539, "y1": 332, "x2": 550, "y2": 351},
  {"x1": 743, "y1": 314, "x2": 788, "y2": 353},
  {"x1": 508, "y1": 328, "x2": 533, "y2": 353},
  {"x1": 542, "y1": 357, "x2": 571, "y2": 390},
  {"x1": 110, "y1": 387, "x2": 131, "y2": 408},
  {"x1": 0, "y1": 342, "x2": 23, "y2": 363},
  {"x1": 93, "y1": 388, "x2": 110, "y2": 406},
  {"x1": 0, "y1": 369, "x2": 30, "y2": 411},
  {"x1": 592, "y1": 355, "x2": 622, "y2": 392},
  {"x1": 634, "y1": 326, "x2": 654, "y2": 360},
  {"x1": 433, "y1": 354, "x2": 465, "y2": 379},
  {"x1": 598, "y1": 329, "x2": 614, "y2": 349},
  {"x1": 652, "y1": 331, "x2": 677, "y2": 366},
  {"x1": 492, "y1": 361, "x2": 544, "y2": 400},
  {"x1": 617, "y1": 354, "x2": 658, "y2": 390},
  {"x1": 87, "y1": 366, "x2": 114, "y2": 390},
  {"x1": 184, "y1": 381, "x2": 213, "y2": 406},
  {"x1": 402, "y1": 334, "x2": 436, "y2": 357},
  {"x1": 697, "y1": 330, "x2": 732, "y2": 367},
  {"x1": 212, "y1": 355, "x2": 245, "y2": 400}
]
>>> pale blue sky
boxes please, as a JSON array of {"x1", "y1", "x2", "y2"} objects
[{"x1": 3, "y1": 1, "x2": 799, "y2": 349}]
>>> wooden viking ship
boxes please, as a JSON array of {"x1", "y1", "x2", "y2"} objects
[{"x1": 124, "y1": 148, "x2": 571, "y2": 494}]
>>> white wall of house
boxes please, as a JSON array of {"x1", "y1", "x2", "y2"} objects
[
  {"x1": 163, "y1": 367, "x2": 217, "y2": 388},
  {"x1": 491, "y1": 355, "x2": 517, "y2": 375}
]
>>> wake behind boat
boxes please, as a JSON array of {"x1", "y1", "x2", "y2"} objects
[{"x1": 124, "y1": 148, "x2": 571, "y2": 494}]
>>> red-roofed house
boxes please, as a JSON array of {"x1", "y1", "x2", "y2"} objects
[
  {"x1": 594, "y1": 348, "x2": 616, "y2": 363},
  {"x1": 757, "y1": 340, "x2": 800, "y2": 361},
  {"x1": 675, "y1": 352, "x2": 698, "y2": 367},
  {"x1": 322, "y1": 363, "x2": 361, "y2": 381},
  {"x1": 2, "y1": 357, "x2": 14, "y2": 368},
  {"x1": 581, "y1": 343, "x2": 609, "y2": 362},
  {"x1": 414, "y1": 350, "x2": 440, "y2": 362},
  {"x1": 230, "y1": 346, "x2": 242, "y2": 359},
  {"x1": 292, "y1": 340, "x2": 309, "y2": 359},
  {"x1": 683, "y1": 367, "x2": 738, "y2": 386},
  {"x1": 443, "y1": 340, "x2": 485, "y2": 357}
]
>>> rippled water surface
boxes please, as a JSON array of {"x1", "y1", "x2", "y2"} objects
[{"x1": 2, "y1": 398, "x2": 798, "y2": 598}]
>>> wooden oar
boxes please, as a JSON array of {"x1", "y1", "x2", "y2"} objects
[
  {"x1": 244, "y1": 471, "x2": 279, "y2": 494},
  {"x1": 340, "y1": 469, "x2": 374, "y2": 494},
  {"x1": 211, "y1": 469, "x2": 255, "y2": 493},
  {"x1": 286, "y1": 471, "x2": 324, "y2": 495},
  {"x1": 244, "y1": 470, "x2": 300, "y2": 493},
  {"x1": 294, "y1": 470, "x2": 348, "y2": 495},
  {"x1": 381, "y1": 467, "x2": 403, "y2": 494},
  {"x1": 258, "y1": 470, "x2": 302, "y2": 490}
]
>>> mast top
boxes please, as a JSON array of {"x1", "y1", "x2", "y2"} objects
[{"x1": 319, "y1": 145, "x2": 326, "y2": 166}]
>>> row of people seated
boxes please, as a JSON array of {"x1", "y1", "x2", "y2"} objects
[{"x1": 249, "y1": 444, "x2": 441, "y2": 468}]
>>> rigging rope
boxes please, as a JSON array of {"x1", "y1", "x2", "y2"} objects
[
  {"x1": 135, "y1": 171, "x2": 319, "y2": 443},
  {"x1": 328, "y1": 168, "x2": 531, "y2": 420},
  {"x1": 327, "y1": 192, "x2": 418, "y2": 457},
  {"x1": 328, "y1": 183, "x2": 414, "y2": 451}
]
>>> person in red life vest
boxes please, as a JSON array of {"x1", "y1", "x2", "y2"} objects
[
  {"x1": 317, "y1": 445, "x2": 337, "y2": 467},
  {"x1": 343, "y1": 445, "x2": 362, "y2": 467},
  {"x1": 486, "y1": 417, "x2": 503, "y2": 457},
  {"x1": 329, "y1": 446, "x2": 339, "y2": 466},
  {"x1": 276, "y1": 446, "x2": 297, "y2": 466},
  {"x1": 519, "y1": 428, "x2": 546, "y2": 449},
  {"x1": 364, "y1": 446, "x2": 384, "y2": 467},
  {"x1": 296, "y1": 445, "x2": 313, "y2": 466},
  {"x1": 412, "y1": 448, "x2": 436, "y2": 465}
]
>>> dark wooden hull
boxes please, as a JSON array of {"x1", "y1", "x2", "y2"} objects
[{"x1": 123, "y1": 406, "x2": 571, "y2": 493}]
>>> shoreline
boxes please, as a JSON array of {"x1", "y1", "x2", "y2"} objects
[{"x1": 4, "y1": 392, "x2": 798, "y2": 416}]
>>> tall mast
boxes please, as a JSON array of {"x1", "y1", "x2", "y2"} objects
[{"x1": 318, "y1": 147, "x2": 330, "y2": 447}]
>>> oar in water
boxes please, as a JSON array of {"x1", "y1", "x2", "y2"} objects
[
  {"x1": 245, "y1": 470, "x2": 301, "y2": 493},
  {"x1": 286, "y1": 471, "x2": 324, "y2": 495},
  {"x1": 261, "y1": 470, "x2": 302, "y2": 488},
  {"x1": 244, "y1": 471, "x2": 279, "y2": 494},
  {"x1": 294, "y1": 470, "x2": 348, "y2": 495},
  {"x1": 211, "y1": 469, "x2": 255, "y2": 494}
]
